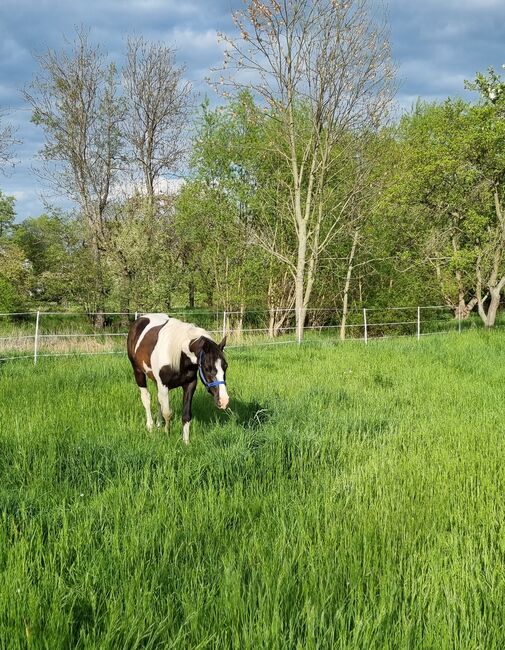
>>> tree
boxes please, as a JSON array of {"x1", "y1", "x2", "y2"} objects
[
  {"x1": 465, "y1": 69, "x2": 505, "y2": 326},
  {"x1": 387, "y1": 74, "x2": 505, "y2": 327},
  {"x1": 12, "y1": 211, "x2": 82, "y2": 304},
  {"x1": 24, "y1": 28, "x2": 124, "y2": 325},
  {"x1": 0, "y1": 191, "x2": 15, "y2": 238},
  {"x1": 105, "y1": 194, "x2": 180, "y2": 315},
  {"x1": 0, "y1": 110, "x2": 17, "y2": 172},
  {"x1": 123, "y1": 36, "x2": 191, "y2": 200},
  {"x1": 181, "y1": 96, "x2": 295, "y2": 333},
  {"x1": 216, "y1": 0, "x2": 394, "y2": 340},
  {"x1": 0, "y1": 194, "x2": 29, "y2": 312}
]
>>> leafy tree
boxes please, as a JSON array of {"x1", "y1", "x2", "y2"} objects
[
  {"x1": 12, "y1": 211, "x2": 82, "y2": 304},
  {"x1": 0, "y1": 194, "x2": 30, "y2": 312},
  {"x1": 387, "y1": 72, "x2": 505, "y2": 326},
  {"x1": 216, "y1": 0, "x2": 395, "y2": 340},
  {"x1": 105, "y1": 195, "x2": 179, "y2": 315}
]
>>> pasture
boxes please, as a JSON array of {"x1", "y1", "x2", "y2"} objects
[{"x1": 1, "y1": 331, "x2": 505, "y2": 648}]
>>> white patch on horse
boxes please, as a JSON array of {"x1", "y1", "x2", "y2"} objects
[
  {"x1": 142, "y1": 361, "x2": 152, "y2": 374},
  {"x1": 215, "y1": 358, "x2": 229, "y2": 409},
  {"x1": 139, "y1": 386, "x2": 153, "y2": 431},
  {"x1": 183, "y1": 421, "x2": 190, "y2": 445},
  {"x1": 134, "y1": 313, "x2": 169, "y2": 353},
  {"x1": 152, "y1": 318, "x2": 209, "y2": 372},
  {"x1": 156, "y1": 382, "x2": 172, "y2": 432}
]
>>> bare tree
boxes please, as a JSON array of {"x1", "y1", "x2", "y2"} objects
[
  {"x1": 0, "y1": 110, "x2": 17, "y2": 172},
  {"x1": 123, "y1": 36, "x2": 192, "y2": 201},
  {"x1": 24, "y1": 29, "x2": 124, "y2": 325},
  {"x1": 217, "y1": 0, "x2": 394, "y2": 340}
]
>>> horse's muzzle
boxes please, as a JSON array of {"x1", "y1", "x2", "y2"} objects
[{"x1": 217, "y1": 396, "x2": 229, "y2": 410}]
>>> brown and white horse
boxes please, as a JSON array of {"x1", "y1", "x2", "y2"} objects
[{"x1": 127, "y1": 313, "x2": 229, "y2": 444}]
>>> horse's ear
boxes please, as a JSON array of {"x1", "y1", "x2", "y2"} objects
[{"x1": 218, "y1": 335, "x2": 227, "y2": 350}]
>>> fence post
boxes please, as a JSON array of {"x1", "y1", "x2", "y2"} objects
[
  {"x1": 417, "y1": 306, "x2": 421, "y2": 340},
  {"x1": 363, "y1": 307, "x2": 368, "y2": 344},
  {"x1": 222, "y1": 310, "x2": 227, "y2": 338},
  {"x1": 134, "y1": 311, "x2": 138, "y2": 321},
  {"x1": 297, "y1": 307, "x2": 302, "y2": 345},
  {"x1": 34, "y1": 310, "x2": 40, "y2": 365}
]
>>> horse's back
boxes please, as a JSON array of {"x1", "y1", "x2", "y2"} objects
[{"x1": 127, "y1": 313, "x2": 170, "y2": 363}]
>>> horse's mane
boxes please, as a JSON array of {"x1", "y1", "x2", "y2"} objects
[{"x1": 160, "y1": 318, "x2": 212, "y2": 372}]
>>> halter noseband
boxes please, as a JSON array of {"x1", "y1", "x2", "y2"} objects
[{"x1": 198, "y1": 351, "x2": 226, "y2": 389}]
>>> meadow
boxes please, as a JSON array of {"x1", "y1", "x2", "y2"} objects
[{"x1": 1, "y1": 331, "x2": 505, "y2": 648}]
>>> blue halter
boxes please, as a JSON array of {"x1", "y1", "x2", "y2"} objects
[{"x1": 198, "y1": 351, "x2": 226, "y2": 389}]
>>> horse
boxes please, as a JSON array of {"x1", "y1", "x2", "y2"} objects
[{"x1": 127, "y1": 313, "x2": 229, "y2": 444}]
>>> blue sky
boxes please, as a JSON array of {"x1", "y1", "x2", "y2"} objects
[{"x1": 1, "y1": 0, "x2": 505, "y2": 220}]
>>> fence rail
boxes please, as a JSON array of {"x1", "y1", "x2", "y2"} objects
[{"x1": 0, "y1": 305, "x2": 483, "y2": 364}]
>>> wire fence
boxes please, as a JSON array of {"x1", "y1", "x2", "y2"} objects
[{"x1": 0, "y1": 305, "x2": 487, "y2": 364}]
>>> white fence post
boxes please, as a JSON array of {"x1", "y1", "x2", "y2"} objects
[
  {"x1": 34, "y1": 310, "x2": 40, "y2": 364},
  {"x1": 134, "y1": 311, "x2": 138, "y2": 320},
  {"x1": 222, "y1": 310, "x2": 227, "y2": 338},
  {"x1": 363, "y1": 307, "x2": 368, "y2": 344},
  {"x1": 417, "y1": 306, "x2": 421, "y2": 340}
]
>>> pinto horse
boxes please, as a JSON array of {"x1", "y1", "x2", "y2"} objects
[{"x1": 127, "y1": 313, "x2": 229, "y2": 444}]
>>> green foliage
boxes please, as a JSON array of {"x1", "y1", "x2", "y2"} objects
[
  {"x1": 0, "y1": 246, "x2": 31, "y2": 313},
  {"x1": 0, "y1": 275, "x2": 21, "y2": 312},
  {"x1": 10, "y1": 65, "x2": 505, "y2": 322},
  {"x1": 376, "y1": 78, "x2": 505, "y2": 314}
]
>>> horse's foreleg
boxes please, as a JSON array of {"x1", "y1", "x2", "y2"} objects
[
  {"x1": 156, "y1": 401, "x2": 163, "y2": 428},
  {"x1": 182, "y1": 379, "x2": 197, "y2": 445},
  {"x1": 139, "y1": 387, "x2": 153, "y2": 432},
  {"x1": 157, "y1": 383, "x2": 172, "y2": 433},
  {"x1": 133, "y1": 367, "x2": 153, "y2": 432}
]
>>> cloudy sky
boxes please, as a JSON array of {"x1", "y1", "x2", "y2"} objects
[{"x1": 1, "y1": 0, "x2": 504, "y2": 220}]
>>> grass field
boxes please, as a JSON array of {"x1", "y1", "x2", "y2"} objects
[{"x1": 1, "y1": 331, "x2": 505, "y2": 648}]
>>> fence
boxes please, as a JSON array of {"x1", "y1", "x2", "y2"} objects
[{"x1": 0, "y1": 305, "x2": 484, "y2": 364}]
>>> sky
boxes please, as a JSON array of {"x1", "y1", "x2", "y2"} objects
[{"x1": 0, "y1": 0, "x2": 504, "y2": 221}]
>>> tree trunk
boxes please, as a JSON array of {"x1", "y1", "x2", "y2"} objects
[
  {"x1": 188, "y1": 281, "x2": 195, "y2": 309},
  {"x1": 454, "y1": 296, "x2": 477, "y2": 320},
  {"x1": 119, "y1": 268, "x2": 131, "y2": 328},
  {"x1": 483, "y1": 289, "x2": 501, "y2": 327},
  {"x1": 234, "y1": 304, "x2": 245, "y2": 340},
  {"x1": 340, "y1": 229, "x2": 359, "y2": 340},
  {"x1": 90, "y1": 241, "x2": 106, "y2": 329},
  {"x1": 295, "y1": 219, "x2": 307, "y2": 342}
]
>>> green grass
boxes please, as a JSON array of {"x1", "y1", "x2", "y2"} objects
[{"x1": 2, "y1": 331, "x2": 505, "y2": 648}]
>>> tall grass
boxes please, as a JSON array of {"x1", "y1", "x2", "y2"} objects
[{"x1": 1, "y1": 331, "x2": 505, "y2": 648}]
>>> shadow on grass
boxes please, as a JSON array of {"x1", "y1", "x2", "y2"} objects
[{"x1": 190, "y1": 393, "x2": 272, "y2": 431}]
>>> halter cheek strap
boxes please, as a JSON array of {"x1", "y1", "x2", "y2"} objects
[{"x1": 198, "y1": 351, "x2": 226, "y2": 389}]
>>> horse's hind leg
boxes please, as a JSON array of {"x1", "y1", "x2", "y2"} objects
[
  {"x1": 133, "y1": 367, "x2": 153, "y2": 431},
  {"x1": 156, "y1": 382, "x2": 172, "y2": 433}
]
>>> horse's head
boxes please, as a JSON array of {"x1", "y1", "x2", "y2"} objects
[{"x1": 195, "y1": 336, "x2": 229, "y2": 409}]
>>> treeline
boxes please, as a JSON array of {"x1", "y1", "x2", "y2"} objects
[{"x1": 1, "y1": 1, "x2": 505, "y2": 336}]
